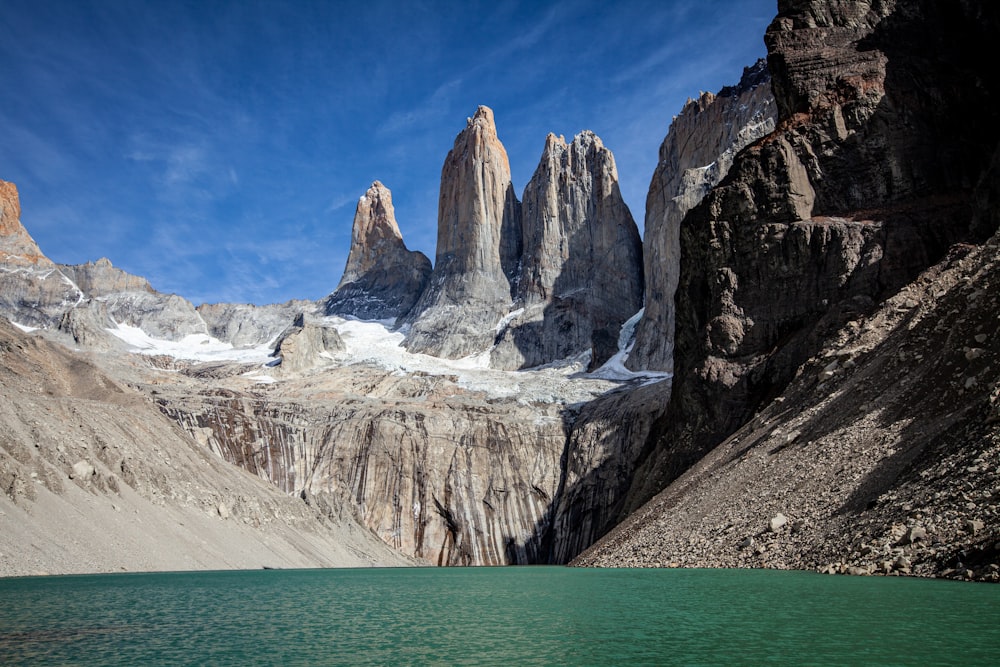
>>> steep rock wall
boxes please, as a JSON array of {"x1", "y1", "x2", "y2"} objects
[
  {"x1": 491, "y1": 131, "x2": 643, "y2": 371},
  {"x1": 324, "y1": 181, "x2": 432, "y2": 321},
  {"x1": 628, "y1": 60, "x2": 776, "y2": 372},
  {"x1": 158, "y1": 372, "x2": 567, "y2": 566},
  {"x1": 403, "y1": 106, "x2": 522, "y2": 359},
  {"x1": 618, "y1": 0, "x2": 1000, "y2": 520}
]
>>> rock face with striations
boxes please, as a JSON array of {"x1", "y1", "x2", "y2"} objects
[
  {"x1": 628, "y1": 59, "x2": 776, "y2": 372},
  {"x1": 602, "y1": 0, "x2": 1000, "y2": 521},
  {"x1": 491, "y1": 131, "x2": 643, "y2": 370},
  {"x1": 324, "y1": 181, "x2": 431, "y2": 321},
  {"x1": 402, "y1": 106, "x2": 522, "y2": 359}
]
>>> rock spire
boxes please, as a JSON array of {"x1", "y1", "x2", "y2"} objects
[
  {"x1": 402, "y1": 106, "x2": 522, "y2": 358},
  {"x1": 324, "y1": 181, "x2": 431, "y2": 321},
  {"x1": 491, "y1": 131, "x2": 643, "y2": 370}
]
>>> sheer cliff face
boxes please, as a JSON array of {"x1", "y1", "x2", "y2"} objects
[
  {"x1": 158, "y1": 371, "x2": 568, "y2": 566},
  {"x1": 324, "y1": 181, "x2": 431, "y2": 321},
  {"x1": 491, "y1": 131, "x2": 643, "y2": 371},
  {"x1": 628, "y1": 61, "x2": 776, "y2": 373},
  {"x1": 644, "y1": 0, "x2": 1000, "y2": 487},
  {"x1": 403, "y1": 106, "x2": 522, "y2": 359}
]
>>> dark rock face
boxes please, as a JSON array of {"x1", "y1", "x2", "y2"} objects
[
  {"x1": 628, "y1": 60, "x2": 776, "y2": 372},
  {"x1": 634, "y1": 0, "x2": 1000, "y2": 509},
  {"x1": 324, "y1": 181, "x2": 431, "y2": 321},
  {"x1": 491, "y1": 131, "x2": 643, "y2": 371},
  {"x1": 403, "y1": 106, "x2": 522, "y2": 359}
]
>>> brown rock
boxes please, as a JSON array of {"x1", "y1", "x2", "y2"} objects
[
  {"x1": 403, "y1": 106, "x2": 522, "y2": 359},
  {"x1": 324, "y1": 181, "x2": 431, "y2": 321}
]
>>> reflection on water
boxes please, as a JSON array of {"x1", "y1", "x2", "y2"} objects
[{"x1": 1, "y1": 567, "x2": 998, "y2": 666}]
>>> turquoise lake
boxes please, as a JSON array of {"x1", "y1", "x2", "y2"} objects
[{"x1": 1, "y1": 567, "x2": 998, "y2": 665}]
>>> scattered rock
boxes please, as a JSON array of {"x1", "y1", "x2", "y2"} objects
[
  {"x1": 964, "y1": 519, "x2": 984, "y2": 535},
  {"x1": 70, "y1": 461, "x2": 95, "y2": 480},
  {"x1": 768, "y1": 513, "x2": 789, "y2": 533}
]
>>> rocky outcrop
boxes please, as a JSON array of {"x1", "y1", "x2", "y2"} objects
[
  {"x1": 324, "y1": 181, "x2": 431, "y2": 321},
  {"x1": 403, "y1": 106, "x2": 522, "y2": 359},
  {"x1": 628, "y1": 60, "x2": 776, "y2": 372},
  {"x1": 59, "y1": 257, "x2": 154, "y2": 296},
  {"x1": 575, "y1": 0, "x2": 1000, "y2": 560},
  {"x1": 270, "y1": 313, "x2": 345, "y2": 373},
  {"x1": 491, "y1": 132, "x2": 643, "y2": 371},
  {"x1": 0, "y1": 180, "x2": 84, "y2": 328},
  {"x1": 197, "y1": 301, "x2": 315, "y2": 347}
]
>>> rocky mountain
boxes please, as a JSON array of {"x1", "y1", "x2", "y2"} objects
[
  {"x1": 58, "y1": 257, "x2": 154, "y2": 295},
  {"x1": 575, "y1": 0, "x2": 1000, "y2": 579},
  {"x1": 576, "y1": 231, "x2": 1000, "y2": 582},
  {"x1": 3, "y1": 0, "x2": 999, "y2": 580},
  {"x1": 0, "y1": 181, "x2": 83, "y2": 328},
  {"x1": 198, "y1": 300, "x2": 316, "y2": 348},
  {"x1": 491, "y1": 131, "x2": 643, "y2": 371},
  {"x1": 0, "y1": 317, "x2": 410, "y2": 576},
  {"x1": 628, "y1": 59, "x2": 776, "y2": 372},
  {"x1": 324, "y1": 181, "x2": 432, "y2": 321},
  {"x1": 402, "y1": 106, "x2": 522, "y2": 359}
]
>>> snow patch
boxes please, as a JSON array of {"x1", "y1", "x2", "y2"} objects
[
  {"x1": 107, "y1": 322, "x2": 273, "y2": 363},
  {"x1": 588, "y1": 309, "x2": 671, "y2": 385},
  {"x1": 495, "y1": 308, "x2": 524, "y2": 335},
  {"x1": 10, "y1": 321, "x2": 39, "y2": 333},
  {"x1": 325, "y1": 315, "x2": 618, "y2": 403}
]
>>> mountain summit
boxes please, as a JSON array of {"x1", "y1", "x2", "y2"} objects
[
  {"x1": 402, "y1": 105, "x2": 522, "y2": 358},
  {"x1": 324, "y1": 181, "x2": 431, "y2": 321},
  {"x1": 491, "y1": 130, "x2": 643, "y2": 370}
]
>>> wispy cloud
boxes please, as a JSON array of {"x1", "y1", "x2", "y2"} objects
[{"x1": 378, "y1": 78, "x2": 464, "y2": 136}]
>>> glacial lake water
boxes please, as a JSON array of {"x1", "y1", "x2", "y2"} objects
[{"x1": 1, "y1": 567, "x2": 998, "y2": 666}]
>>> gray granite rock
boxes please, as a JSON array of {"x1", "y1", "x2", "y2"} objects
[{"x1": 491, "y1": 131, "x2": 643, "y2": 370}]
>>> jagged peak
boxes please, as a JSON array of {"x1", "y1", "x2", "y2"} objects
[
  {"x1": 572, "y1": 129, "x2": 603, "y2": 149},
  {"x1": 469, "y1": 104, "x2": 495, "y2": 128}
]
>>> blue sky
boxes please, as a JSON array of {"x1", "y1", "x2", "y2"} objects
[{"x1": 0, "y1": 0, "x2": 775, "y2": 305}]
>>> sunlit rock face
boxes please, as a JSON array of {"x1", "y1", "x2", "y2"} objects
[
  {"x1": 402, "y1": 105, "x2": 522, "y2": 359},
  {"x1": 628, "y1": 60, "x2": 776, "y2": 373},
  {"x1": 157, "y1": 369, "x2": 569, "y2": 566},
  {"x1": 324, "y1": 181, "x2": 431, "y2": 322},
  {"x1": 197, "y1": 301, "x2": 316, "y2": 348},
  {"x1": 270, "y1": 312, "x2": 345, "y2": 374},
  {"x1": 0, "y1": 180, "x2": 84, "y2": 328},
  {"x1": 490, "y1": 131, "x2": 643, "y2": 371}
]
